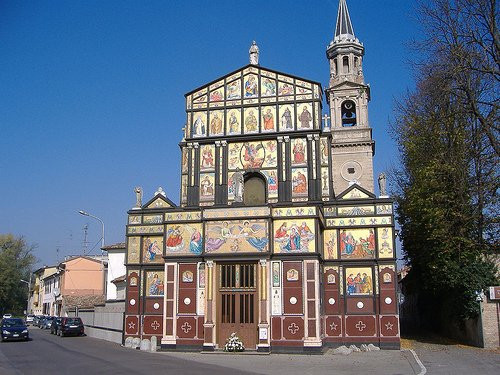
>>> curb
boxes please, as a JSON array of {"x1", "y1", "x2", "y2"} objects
[{"x1": 403, "y1": 349, "x2": 427, "y2": 375}]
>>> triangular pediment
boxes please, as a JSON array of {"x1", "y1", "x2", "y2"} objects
[
  {"x1": 337, "y1": 183, "x2": 375, "y2": 200},
  {"x1": 143, "y1": 194, "x2": 176, "y2": 209},
  {"x1": 328, "y1": 80, "x2": 368, "y2": 91},
  {"x1": 186, "y1": 64, "x2": 322, "y2": 110}
]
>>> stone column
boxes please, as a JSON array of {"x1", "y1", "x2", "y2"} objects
[
  {"x1": 258, "y1": 259, "x2": 270, "y2": 351},
  {"x1": 203, "y1": 260, "x2": 215, "y2": 350}
]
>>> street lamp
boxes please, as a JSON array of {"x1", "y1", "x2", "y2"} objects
[
  {"x1": 78, "y1": 210, "x2": 106, "y2": 298},
  {"x1": 78, "y1": 210, "x2": 105, "y2": 249},
  {"x1": 20, "y1": 276, "x2": 31, "y2": 316}
]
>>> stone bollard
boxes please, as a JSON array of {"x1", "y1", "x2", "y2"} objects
[
  {"x1": 367, "y1": 344, "x2": 380, "y2": 351},
  {"x1": 349, "y1": 344, "x2": 360, "y2": 352},
  {"x1": 124, "y1": 337, "x2": 133, "y2": 348},
  {"x1": 140, "y1": 338, "x2": 151, "y2": 351},
  {"x1": 360, "y1": 344, "x2": 370, "y2": 352},
  {"x1": 132, "y1": 337, "x2": 141, "y2": 349},
  {"x1": 331, "y1": 345, "x2": 352, "y2": 355},
  {"x1": 150, "y1": 336, "x2": 157, "y2": 352}
]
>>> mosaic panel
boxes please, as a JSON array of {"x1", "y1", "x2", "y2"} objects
[
  {"x1": 345, "y1": 267, "x2": 373, "y2": 296},
  {"x1": 337, "y1": 206, "x2": 375, "y2": 216},
  {"x1": 377, "y1": 227, "x2": 394, "y2": 258},
  {"x1": 127, "y1": 225, "x2": 164, "y2": 235},
  {"x1": 339, "y1": 228, "x2": 375, "y2": 259},
  {"x1": 146, "y1": 271, "x2": 165, "y2": 297},
  {"x1": 227, "y1": 140, "x2": 277, "y2": 170},
  {"x1": 326, "y1": 216, "x2": 392, "y2": 227},
  {"x1": 143, "y1": 236, "x2": 164, "y2": 263},
  {"x1": 279, "y1": 104, "x2": 294, "y2": 131},
  {"x1": 261, "y1": 106, "x2": 277, "y2": 132},
  {"x1": 199, "y1": 173, "x2": 215, "y2": 201},
  {"x1": 209, "y1": 110, "x2": 224, "y2": 136},
  {"x1": 192, "y1": 112, "x2": 208, "y2": 138},
  {"x1": 291, "y1": 167, "x2": 308, "y2": 198},
  {"x1": 291, "y1": 138, "x2": 307, "y2": 166},
  {"x1": 272, "y1": 206, "x2": 316, "y2": 217},
  {"x1": 273, "y1": 218, "x2": 315, "y2": 253},
  {"x1": 165, "y1": 211, "x2": 202, "y2": 222},
  {"x1": 165, "y1": 223, "x2": 203, "y2": 256},
  {"x1": 127, "y1": 236, "x2": 140, "y2": 263},
  {"x1": 296, "y1": 103, "x2": 313, "y2": 130},
  {"x1": 200, "y1": 144, "x2": 216, "y2": 171},
  {"x1": 226, "y1": 108, "x2": 241, "y2": 135},
  {"x1": 205, "y1": 219, "x2": 269, "y2": 254},
  {"x1": 323, "y1": 229, "x2": 338, "y2": 260}
]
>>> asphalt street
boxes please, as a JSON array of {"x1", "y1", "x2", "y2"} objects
[{"x1": 0, "y1": 328, "x2": 258, "y2": 375}]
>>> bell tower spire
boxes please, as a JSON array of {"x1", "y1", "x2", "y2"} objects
[{"x1": 325, "y1": 0, "x2": 375, "y2": 195}]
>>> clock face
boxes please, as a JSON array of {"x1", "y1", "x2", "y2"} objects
[{"x1": 341, "y1": 160, "x2": 363, "y2": 182}]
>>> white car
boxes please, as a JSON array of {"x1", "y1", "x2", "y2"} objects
[
  {"x1": 2, "y1": 314, "x2": 12, "y2": 319},
  {"x1": 26, "y1": 315, "x2": 34, "y2": 324}
]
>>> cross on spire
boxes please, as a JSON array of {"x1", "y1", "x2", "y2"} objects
[{"x1": 335, "y1": 0, "x2": 355, "y2": 40}]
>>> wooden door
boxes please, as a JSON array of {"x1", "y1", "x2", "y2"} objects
[{"x1": 217, "y1": 263, "x2": 258, "y2": 349}]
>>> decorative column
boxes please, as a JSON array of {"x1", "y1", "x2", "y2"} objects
[
  {"x1": 161, "y1": 263, "x2": 177, "y2": 348},
  {"x1": 203, "y1": 260, "x2": 215, "y2": 351},
  {"x1": 303, "y1": 259, "x2": 322, "y2": 349},
  {"x1": 257, "y1": 259, "x2": 270, "y2": 351}
]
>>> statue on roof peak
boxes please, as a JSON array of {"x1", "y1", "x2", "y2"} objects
[{"x1": 249, "y1": 41, "x2": 259, "y2": 65}]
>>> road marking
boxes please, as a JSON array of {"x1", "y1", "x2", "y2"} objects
[{"x1": 404, "y1": 349, "x2": 427, "y2": 375}]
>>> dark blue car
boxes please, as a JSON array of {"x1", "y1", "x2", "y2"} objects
[{"x1": 1, "y1": 318, "x2": 29, "y2": 341}]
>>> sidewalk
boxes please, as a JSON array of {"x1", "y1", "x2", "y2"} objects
[{"x1": 158, "y1": 349, "x2": 423, "y2": 375}]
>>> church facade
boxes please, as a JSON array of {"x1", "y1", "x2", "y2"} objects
[{"x1": 123, "y1": 0, "x2": 400, "y2": 352}]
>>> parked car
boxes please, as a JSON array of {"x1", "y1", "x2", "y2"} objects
[
  {"x1": 50, "y1": 317, "x2": 62, "y2": 335},
  {"x1": 1, "y1": 318, "x2": 29, "y2": 341},
  {"x1": 41, "y1": 316, "x2": 55, "y2": 330},
  {"x1": 57, "y1": 317, "x2": 84, "y2": 337},
  {"x1": 2, "y1": 314, "x2": 12, "y2": 319},
  {"x1": 33, "y1": 315, "x2": 42, "y2": 327},
  {"x1": 26, "y1": 315, "x2": 34, "y2": 325}
]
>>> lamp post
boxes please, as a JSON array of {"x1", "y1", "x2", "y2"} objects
[
  {"x1": 78, "y1": 210, "x2": 106, "y2": 298},
  {"x1": 20, "y1": 273, "x2": 31, "y2": 316},
  {"x1": 78, "y1": 210, "x2": 105, "y2": 249}
]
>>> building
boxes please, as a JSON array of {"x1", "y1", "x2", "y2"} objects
[
  {"x1": 42, "y1": 256, "x2": 106, "y2": 316},
  {"x1": 123, "y1": 0, "x2": 399, "y2": 352},
  {"x1": 30, "y1": 266, "x2": 57, "y2": 315},
  {"x1": 102, "y1": 242, "x2": 126, "y2": 301}
]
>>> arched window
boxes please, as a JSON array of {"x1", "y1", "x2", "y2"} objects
[
  {"x1": 244, "y1": 173, "x2": 266, "y2": 205},
  {"x1": 341, "y1": 100, "x2": 357, "y2": 127},
  {"x1": 334, "y1": 59, "x2": 338, "y2": 76},
  {"x1": 343, "y1": 56, "x2": 350, "y2": 74}
]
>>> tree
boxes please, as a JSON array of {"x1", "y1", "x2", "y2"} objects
[{"x1": 0, "y1": 234, "x2": 37, "y2": 315}]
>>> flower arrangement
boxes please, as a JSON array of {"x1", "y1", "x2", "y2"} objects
[{"x1": 223, "y1": 332, "x2": 245, "y2": 352}]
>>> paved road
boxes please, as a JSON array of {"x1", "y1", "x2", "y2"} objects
[{"x1": 0, "y1": 328, "x2": 258, "y2": 375}]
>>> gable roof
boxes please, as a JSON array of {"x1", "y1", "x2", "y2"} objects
[
  {"x1": 336, "y1": 183, "x2": 376, "y2": 200},
  {"x1": 143, "y1": 193, "x2": 177, "y2": 209}
]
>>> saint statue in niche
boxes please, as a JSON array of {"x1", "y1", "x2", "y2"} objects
[
  {"x1": 281, "y1": 107, "x2": 293, "y2": 129},
  {"x1": 262, "y1": 108, "x2": 274, "y2": 130},
  {"x1": 298, "y1": 106, "x2": 312, "y2": 128},
  {"x1": 232, "y1": 169, "x2": 244, "y2": 202}
]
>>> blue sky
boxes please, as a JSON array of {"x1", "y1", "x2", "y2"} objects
[{"x1": 0, "y1": 0, "x2": 420, "y2": 266}]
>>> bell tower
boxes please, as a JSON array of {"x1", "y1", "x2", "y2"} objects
[{"x1": 326, "y1": 0, "x2": 375, "y2": 195}]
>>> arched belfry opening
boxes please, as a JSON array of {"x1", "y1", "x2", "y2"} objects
[
  {"x1": 243, "y1": 172, "x2": 267, "y2": 205},
  {"x1": 341, "y1": 100, "x2": 357, "y2": 127}
]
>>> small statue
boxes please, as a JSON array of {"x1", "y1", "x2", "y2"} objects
[
  {"x1": 249, "y1": 41, "x2": 259, "y2": 65},
  {"x1": 134, "y1": 187, "x2": 143, "y2": 208},
  {"x1": 233, "y1": 169, "x2": 245, "y2": 203},
  {"x1": 378, "y1": 173, "x2": 387, "y2": 196},
  {"x1": 155, "y1": 187, "x2": 166, "y2": 197}
]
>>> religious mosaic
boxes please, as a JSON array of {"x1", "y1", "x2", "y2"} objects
[
  {"x1": 209, "y1": 85, "x2": 224, "y2": 102},
  {"x1": 165, "y1": 211, "x2": 202, "y2": 222},
  {"x1": 226, "y1": 108, "x2": 241, "y2": 135},
  {"x1": 320, "y1": 137, "x2": 329, "y2": 165},
  {"x1": 226, "y1": 79, "x2": 241, "y2": 100},
  {"x1": 261, "y1": 77, "x2": 276, "y2": 97},
  {"x1": 377, "y1": 227, "x2": 394, "y2": 258},
  {"x1": 273, "y1": 219, "x2": 315, "y2": 253},
  {"x1": 146, "y1": 271, "x2": 164, "y2": 297},
  {"x1": 326, "y1": 216, "x2": 392, "y2": 227},
  {"x1": 143, "y1": 214, "x2": 163, "y2": 224},
  {"x1": 142, "y1": 236, "x2": 164, "y2": 263},
  {"x1": 337, "y1": 206, "x2": 375, "y2": 216},
  {"x1": 203, "y1": 207, "x2": 270, "y2": 219},
  {"x1": 340, "y1": 187, "x2": 370, "y2": 200},
  {"x1": 128, "y1": 215, "x2": 141, "y2": 224},
  {"x1": 291, "y1": 168, "x2": 308, "y2": 197},
  {"x1": 181, "y1": 148, "x2": 189, "y2": 173},
  {"x1": 345, "y1": 267, "x2": 373, "y2": 296},
  {"x1": 200, "y1": 144, "x2": 216, "y2": 171},
  {"x1": 127, "y1": 225, "x2": 163, "y2": 235},
  {"x1": 261, "y1": 106, "x2": 276, "y2": 132},
  {"x1": 321, "y1": 167, "x2": 330, "y2": 196},
  {"x1": 296, "y1": 103, "x2": 313, "y2": 129},
  {"x1": 244, "y1": 74, "x2": 259, "y2": 98},
  {"x1": 339, "y1": 228, "x2": 375, "y2": 259},
  {"x1": 244, "y1": 107, "x2": 259, "y2": 134},
  {"x1": 127, "y1": 236, "x2": 140, "y2": 263},
  {"x1": 165, "y1": 223, "x2": 203, "y2": 256},
  {"x1": 227, "y1": 140, "x2": 277, "y2": 170},
  {"x1": 279, "y1": 104, "x2": 294, "y2": 131},
  {"x1": 291, "y1": 138, "x2": 307, "y2": 166},
  {"x1": 272, "y1": 206, "x2": 316, "y2": 217},
  {"x1": 192, "y1": 112, "x2": 208, "y2": 137},
  {"x1": 261, "y1": 170, "x2": 278, "y2": 199},
  {"x1": 205, "y1": 219, "x2": 269, "y2": 253},
  {"x1": 209, "y1": 111, "x2": 224, "y2": 136},
  {"x1": 199, "y1": 173, "x2": 215, "y2": 201},
  {"x1": 323, "y1": 229, "x2": 338, "y2": 260},
  {"x1": 376, "y1": 204, "x2": 393, "y2": 215}
]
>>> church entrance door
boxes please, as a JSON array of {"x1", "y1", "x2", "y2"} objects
[{"x1": 217, "y1": 263, "x2": 258, "y2": 349}]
